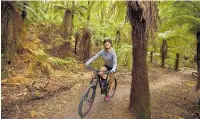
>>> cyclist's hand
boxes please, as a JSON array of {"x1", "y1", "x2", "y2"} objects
[
  {"x1": 84, "y1": 65, "x2": 88, "y2": 68},
  {"x1": 85, "y1": 62, "x2": 90, "y2": 67},
  {"x1": 109, "y1": 69, "x2": 115, "y2": 74}
]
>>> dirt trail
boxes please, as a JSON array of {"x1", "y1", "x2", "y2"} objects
[{"x1": 2, "y1": 64, "x2": 200, "y2": 119}]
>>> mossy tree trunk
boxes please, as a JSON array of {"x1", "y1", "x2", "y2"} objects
[
  {"x1": 1, "y1": 1, "x2": 26, "y2": 64},
  {"x1": 76, "y1": 1, "x2": 93, "y2": 59},
  {"x1": 74, "y1": 31, "x2": 80, "y2": 54},
  {"x1": 60, "y1": 9, "x2": 73, "y2": 57},
  {"x1": 79, "y1": 28, "x2": 92, "y2": 61}
]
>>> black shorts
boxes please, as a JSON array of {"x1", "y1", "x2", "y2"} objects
[{"x1": 104, "y1": 65, "x2": 113, "y2": 71}]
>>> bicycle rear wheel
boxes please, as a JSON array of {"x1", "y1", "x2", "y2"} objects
[{"x1": 78, "y1": 85, "x2": 96, "y2": 118}]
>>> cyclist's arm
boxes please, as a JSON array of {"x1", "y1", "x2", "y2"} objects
[
  {"x1": 85, "y1": 50, "x2": 103, "y2": 66},
  {"x1": 111, "y1": 51, "x2": 117, "y2": 73}
]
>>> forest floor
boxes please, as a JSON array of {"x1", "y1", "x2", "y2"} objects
[{"x1": 1, "y1": 63, "x2": 200, "y2": 119}]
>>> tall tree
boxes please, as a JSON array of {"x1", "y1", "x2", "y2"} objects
[
  {"x1": 1, "y1": 1, "x2": 26, "y2": 64},
  {"x1": 197, "y1": 31, "x2": 200, "y2": 89},
  {"x1": 127, "y1": 1, "x2": 157, "y2": 119}
]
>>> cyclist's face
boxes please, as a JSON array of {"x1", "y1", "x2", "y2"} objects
[{"x1": 104, "y1": 42, "x2": 111, "y2": 49}]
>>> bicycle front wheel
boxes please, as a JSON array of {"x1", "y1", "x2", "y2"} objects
[{"x1": 78, "y1": 85, "x2": 96, "y2": 118}]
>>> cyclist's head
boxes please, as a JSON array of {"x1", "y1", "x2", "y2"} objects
[{"x1": 103, "y1": 38, "x2": 112, "y2": 50}]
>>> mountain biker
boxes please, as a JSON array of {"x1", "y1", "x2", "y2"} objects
[{"x1": 85, "y1": 38, "x2": 117, "y2": 102}]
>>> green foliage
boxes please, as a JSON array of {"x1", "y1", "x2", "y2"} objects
[
  {"x1": 23, "y1": 1, "x2": 63, "y2": 26},
  {"x1": 28, "y1": 53, "x2": 53, "y2": 78},
  {"x1": 48, "y1": 57, "x2": 76, "y2": 66},
  {"x1": 156, "y1": 1, "x2": 199, "y2": 68},
  {"x1": 23, "y1": 1, "x2": 128, "y2": 45},
  {"x1": 115, "y1": 44, "x2": 132, "y2": 70},
  {"x1": 10, "y1": 1, "x2": 200, "y2": 72}
]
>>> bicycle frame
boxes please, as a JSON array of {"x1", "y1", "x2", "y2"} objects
[{"x1": 87, "y1": 66, "x2": 110, "y2": 95}]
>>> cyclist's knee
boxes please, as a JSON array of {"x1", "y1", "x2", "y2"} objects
[{"x1": 99, "y1": 67, "x2": 107, "y2": 78}]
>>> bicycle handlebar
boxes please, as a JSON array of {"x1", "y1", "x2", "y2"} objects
[{"x1": 85, "y1": 66, "x2": 110, "y2": 74}]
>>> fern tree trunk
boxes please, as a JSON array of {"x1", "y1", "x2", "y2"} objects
[
  {"x1": 74, "y1": 31, "x2": 80, "y2": 54},
  {"x1": 60, "y1": 9, "x2": 73, "y2": 57},
  {"x1": 115, "y1": 31, "x2": 121, "y2": 44},
  {"x1": 1, "y1": 1, "x2": 26, "y2": 64},
  {"x1": 79, "y1": 28, "x2": 92, "y2": 61},
  {"x1": 77, "y1": 2, "x2": 92, "y2": 60},
  {"x1": 150, "y1": 51, "x2": 153, "y2": 62},
  {"x1": 160, "y1": 40, "x2": 168, "y2": 68},
  {"x1": 127, "y1": 1, "x2": 151, "y2": 119},
  {"x1": 174, "y1": 53, "x2": 180, "y2": 70}
]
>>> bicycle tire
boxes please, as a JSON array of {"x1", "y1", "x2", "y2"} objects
[{"x1": 78, "y1": 84, "x2": 96, "y2": 118}]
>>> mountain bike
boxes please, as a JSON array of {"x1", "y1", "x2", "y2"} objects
[{"x1": 78, "y1": 66, "x2": 117, "y2": 118}]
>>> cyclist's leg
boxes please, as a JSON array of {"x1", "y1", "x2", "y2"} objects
[
  {"x1": 99, "y1": 67, "x2": 107, "y2": 79},
  {"x1": 108, "y1": 73, "x2": 115, "y2": 95}
]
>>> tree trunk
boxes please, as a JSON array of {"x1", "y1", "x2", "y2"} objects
[
  {"x1": 115, "y1": 31, "x2": 121, "y2": 44},
  {"x1": 198, "y1": 73, "x2": 200, "y2": 90},
  {"x1": 149, "y1": 2, "x2": 158, "y2": 53},
  {"x1": 79, "y1": 28, "x2": 92, "y2": 61},
  {"x1": 57, "y1": 42, "x2": 71, "y2": 58},
  {"x1": 150, "y1": 51, "x2": 153, "y2": 62},
  {"x1": 160, "y1": 39, "x2": 168, "y2": 68},
  {"x1": 60, "y1": 9, "x2": 73, "y2": 56},
  {"x1": 174, "y1": 53, "x2": 180, "y2": 70},
  {"x1": 1, "y1": 1, "x2": 26, "y2": 64},
  {"x1": 197, "y1": 31, "x2": 200, "y2": 89},
  {"x1": 161, "y1": 55, "x2": 165, "y2": 68},
  {"x1": 74, "y1": 31, "x2": 80, "y2": 54},
  {"x1": 100, "y1": 1, "x2": 104, "y2": 25},
  {"x1": 127, "y1": 1, "x2": 151, "y2": 119},
  {"x1": 87, "y1": 1, "x2": 91, "y2": 22},
  {"x1": 61, "y1": 9, "x2": 73, "y2": 40}
]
